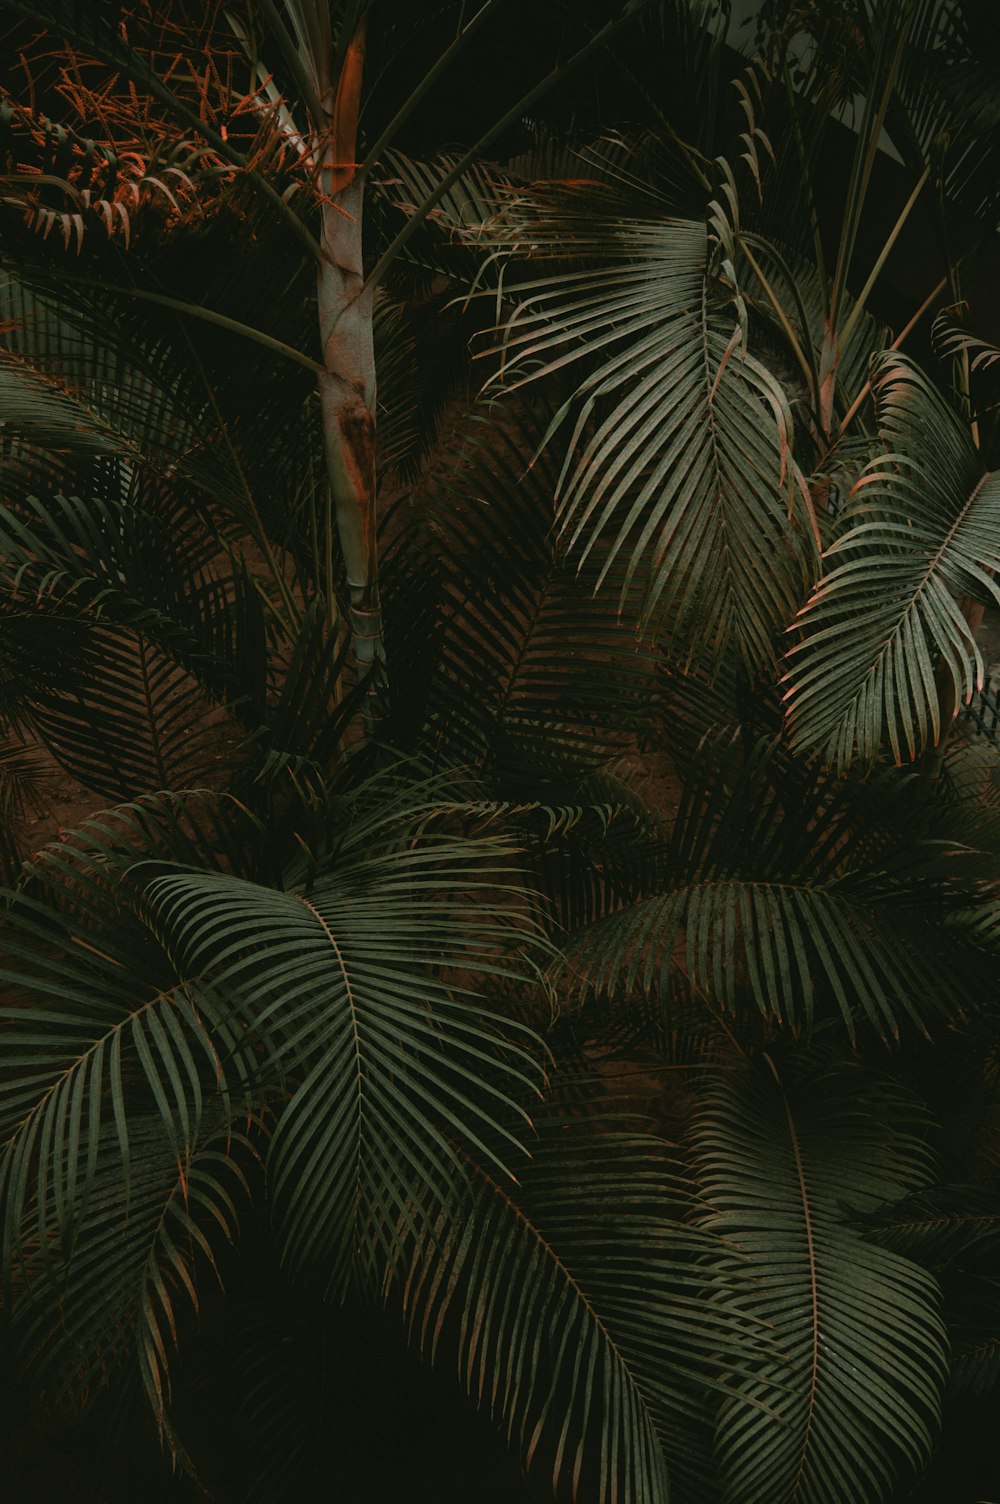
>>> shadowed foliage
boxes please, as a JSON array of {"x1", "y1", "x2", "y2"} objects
[{"x1": 1, "y1": 3, "x2": 1000, "y2": 1502}]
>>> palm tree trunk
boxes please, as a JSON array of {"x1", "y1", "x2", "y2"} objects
[{"x1": 316, "y1": 18, "x2": 386, "y2": 708}]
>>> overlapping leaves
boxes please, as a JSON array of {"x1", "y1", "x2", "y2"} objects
[
  {"x1": 384, "y1": 398, "x2": 662, "y2": 776},
  {"x1": 469, "y1": 192, "x2": 817, "y2": 671},
  {"x1": 561, "y1": 739, "x2": 974, "y2": 1043},
  {"x1": 784, "y1": 356, "x2": 1000, "y2": 768},
  {"x1": 0, "y1": 778, "x2": 550, "y2": 1417},
  {"x1": 403, "y1": 1111, "x2": 747, "y2": 1504}
]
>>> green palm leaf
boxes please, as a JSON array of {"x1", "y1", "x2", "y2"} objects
[
  {"x1": 0, "y1": 822, "x2": 254, "y2": 1436},
  {"x1": 560, "y1": 739, "x2": 968, "y2": 1042},
  {"x1": 0, "y1": 775, "x2": 553, "y2": 1429},
  {"x1": 783, "y1": 355, "x2": 1000, "y2": 768},
  {"x1": 0, "y1": 274, "x2": 213, "y2": 502},
  {"x1": 0, "y1": 890, "x2": 243, "y2": 1268},
  {"x1": 948, "y1": 1329, "x2": 1000, "y2": 1399},
  {"x1": 862, "y1": 1185, "x2": 1000, "y2": 1266},
  {"x1": 0, "y1": 268, "x2": 319, "y2": 585},
  {"x1": 693, "y1": 1057, "x2": 947, "y2": 1504},
  {"x1": 11, "y1": 1116, "x2": 251, "y2": 1435},
  {"x1": 566, "y1": 874, "x2": 949, "y2": 1041},
  {"x1": 138, "y1": 831, "x2": 546, "y2": 1291},
  {"x1": 472, "y1": 196, "x2": 817, "y2": 670},
  {"x1": 403, "y1": 1113, "x2": 745, "y2": 1504},
  {"x1": 863, "y1": 1181, "x2": 1000, "y2": 1404}
]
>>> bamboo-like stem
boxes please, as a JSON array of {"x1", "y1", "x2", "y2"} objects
[{"x1": 837, "y1": 167, "x2": 930, "y2": 350}]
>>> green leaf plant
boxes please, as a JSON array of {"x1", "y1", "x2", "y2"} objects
[{"x1": 1, "y1": 4, "x2": 1000, "y2": 1502}]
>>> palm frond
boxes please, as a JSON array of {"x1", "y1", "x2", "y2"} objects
[
  {"x1": 0, "y1": 841, "x2": 253, "y2": 1446},
  {"x1": 0, "y1": 772, "x2": 557, "y2": 1433},
  {"x1": 693, "y1": 1056, "x2": 947, "y2": 1504},
  {"x1": 560, "y1": 738, "x2": 970, "y2": 1042},
  {"x1": 784, "y1": 355, "x2": 1000, "y2": 767},
  {"x1": 137, "y1": 829, "x2": 547, "y2": 1292},
  {"x1": 0, "y1": 272, "x2": 213, "y2": 500},
  {"x1": 0, "y1": 263, "x2": 323, "y2": 594},
  {"x1": 11, "y1": 1116, "x2": 252, "y2": 1437},
  {"x1": 469, "y1": 195, "x2": 817, "y2": 670},
  {"x1": 861, "y1": 1184, "x2": 1000, "y2": 1266},
  {"x1": 948, "y1": 1327, "x2": 1000, "y2": 1399},
  {"x1": 403, "y1": 1112, "x2": 745, "y2": 1504},
  {"x1": 0, "y1": 890, "x2": 244, "y2": 1266}
]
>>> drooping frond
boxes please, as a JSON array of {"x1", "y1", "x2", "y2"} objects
[
  {"x1": 693, "y1": 1057, "x2": 947, "y2": 1504},
  {"x1": 10, "y1": 1116, "x2": 253, "y2": 1435},
  {"x1": 402, "y1": 1111, "x2": 746, "y2": 1504}
]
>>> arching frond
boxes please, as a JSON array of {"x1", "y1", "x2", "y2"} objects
[
  {"x1": 784, "y1": 356, "x2": 1000, "y2": 767},
  {"x1": 471, "y1": 196, "x2": 817, "y2": 670},
  {"x1": 137, "y1": 829, "x2": 547, "y2": 1292},
  {"x1": 565, "y1": 873, "x2": 952, "y2": 1042},
  {"x1": 0, "y1": 273, "x2": 217, "y2": 503},
  {"x1": 0, "y1": 770, "x2": 553, "y2": 1360},
  {"x1": 0, "y1": 887, "x2": 246, "y2": 1278}
]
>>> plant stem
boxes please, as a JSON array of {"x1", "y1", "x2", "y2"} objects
[{"x1": 315, "y1": 18, "x2": 386, "y2": 715}]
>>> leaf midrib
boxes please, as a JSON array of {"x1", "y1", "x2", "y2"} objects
[
  {"x1": 469, "y1": 1157, "x2": 667, "y2": 1497},
  {"x1": 777, "y1": 1071, "x2": 822, "y2": 1500}
]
